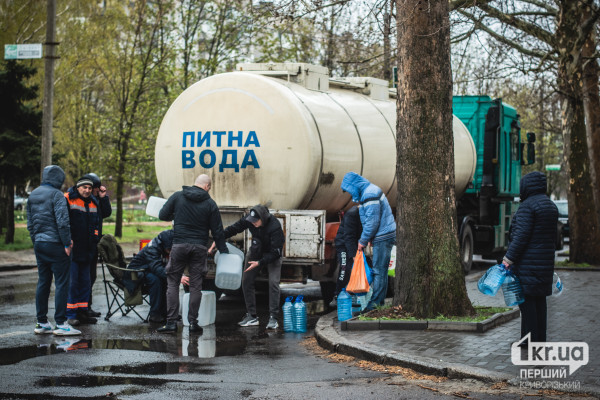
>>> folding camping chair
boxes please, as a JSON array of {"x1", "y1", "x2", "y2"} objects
[{"x1": 98, "y1": 234, "x2": 151, "y2": 322}]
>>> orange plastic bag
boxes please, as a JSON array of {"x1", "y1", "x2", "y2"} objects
[{"x1": 346, "y1": 249, "x2": 370, "y2": 294}]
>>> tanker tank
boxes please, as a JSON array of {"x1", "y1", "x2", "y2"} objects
[{"x1": 155, "y1": 63, "x2": 476, "y2": 215}]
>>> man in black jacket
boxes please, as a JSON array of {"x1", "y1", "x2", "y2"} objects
[
  {"x1": 157, "y1": 174, "x2": 228, "y2": 334},
  {"x1": 86, "y1": 173, "x2": 112, "y2": 318},
  {"x1": 330, "y1": 205, "x2": 362, "y2": 307},
  {"x1": 123, "y1": 230, "x2": 174, "y2": 323},
  {"x1": 502, "y1": 171, "x2": 558, "y2": 342},
  {"x1": 211, "y1": 204, "x2": 284, "y2": 330}
]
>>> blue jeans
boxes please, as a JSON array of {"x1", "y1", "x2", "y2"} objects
[
  {"x1": 34, "y1": 242, "x2": 71, "y2": 325},
  {"x1": 144, "y1": 272, "x2": 166, "y2": 319},
  {"x1": 366, "y1": 238, "x2": 395, "y2": 310}
]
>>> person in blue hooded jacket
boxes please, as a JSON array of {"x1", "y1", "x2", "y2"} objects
[
  {"x1": 341, "y1": 172, "x2": 396, "y2": 311},
  {"x1": 502, "y1": 171, "x2": 558, "y2": 343},
  {"x1": 27, "y1": 165, "x2": 80, "y2": 336},
  {"x1": 123, "y1": 230, "x2": 174, "y2": 323}
]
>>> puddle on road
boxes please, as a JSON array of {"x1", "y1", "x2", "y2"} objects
[
  {"x1": 93, "y1": 361, "x2": 215, "y2": 375},
  {"x1": 37, "y1": 375, "x2": 169, "y2": 387},
  {"x1": 1, "y1": 299, "x2": 327, "y2": 366}
]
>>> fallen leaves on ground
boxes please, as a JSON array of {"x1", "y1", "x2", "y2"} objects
[{"x1": 302, "y1": 337, "x2": 447, "y2": 383}]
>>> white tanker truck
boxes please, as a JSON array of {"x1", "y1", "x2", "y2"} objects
[{"x1": 153, "y1": 62, "x2": 534, "y2": 298}]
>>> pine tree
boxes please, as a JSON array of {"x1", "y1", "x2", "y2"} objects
[{"x1": 0, "y1": 60, "x2": 42, "y2": 244}]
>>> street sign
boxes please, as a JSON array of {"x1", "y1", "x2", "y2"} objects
[
  {"x1": 4, "y1": 44, "x2": 43, "y2": 60},
  {"x1": 545, "y1": 164, "x2": 561, "y2": 171}
]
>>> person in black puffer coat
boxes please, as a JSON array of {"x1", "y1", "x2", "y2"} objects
[{"x1": 502, "y1": 171, "x2": 558, "y2": 342}]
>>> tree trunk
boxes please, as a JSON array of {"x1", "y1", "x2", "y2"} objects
[
  {"x1": 394, "y1": 0, "x2": 473, "y2": 318},
  {"x1": 581, "y1": 18, "x2": 600, "y2": 230},
  {"x1": 557, "y1": 1, "x2": 600, "y2": 264},
  {"x1": 4, "y1": 184, "x2": 15, "y2": 244}
]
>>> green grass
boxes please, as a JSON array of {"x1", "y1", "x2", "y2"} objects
[
  {"x1": 555, "y1": 260, "x2": 592, "y2": 268},
  {"x1": 0, "y1": 228, "x2": 36, "y2": 251},
  {"x1": 1, "y1": 223, "x2": 170, "y2": 251},
  {"x1": 358, "y1": 305, "x2": 512, "y2": 322}
]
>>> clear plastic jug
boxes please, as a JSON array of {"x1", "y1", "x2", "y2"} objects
[{"x1": 478, "y1": 264, "x2": 506, "y2": 296}]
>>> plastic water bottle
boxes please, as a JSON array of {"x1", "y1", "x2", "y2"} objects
[
  {"x1": 337, "y1": 289, "x2": 352, "y2": 322},
  {"x1": 282, "y1": 296, "x2": 295, "y2": 332},
  {"x1": 351, "y1": 294, "x2": 361, "y2": 314},
  {"x1": 501, "y1": 272, "x2": 525, "y2": 306},
  {"x1": 552, "y1": 272, "x2": 563, "y2": 296},
  {"x1": 293, "y1": 296, "x2": 307, "y2": 333},
  {"x1": 478, "y1": 264, "x2": 506, "y2": 296}
]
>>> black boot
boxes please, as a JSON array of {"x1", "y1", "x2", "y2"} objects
[
  {"x1": 157, "y1": 322, "x2": 177, "y2": 333},
  {"x1": 87, "y1": 307, "x2": 101, "y2": 318},
  {"x1": 189, "y1": 323, "x2": 203, "y2": 334}
]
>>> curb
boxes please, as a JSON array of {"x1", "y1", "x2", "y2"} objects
[
  {"x1": 0, "y1": 264, "x2": 37, "y2": 272},
  {"x1": 315, "y1": 311, "x2": 513, "y2": 382},
  {"x1": 315, "y1": 311, "x2": 599, "y2": 396},
  {"x1": 341, "y1": 309, "x2": 520, "y2": 333}
]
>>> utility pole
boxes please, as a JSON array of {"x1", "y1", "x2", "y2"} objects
[{"x1": 41, "y1": 0, "x2": 57, "y2": 179}]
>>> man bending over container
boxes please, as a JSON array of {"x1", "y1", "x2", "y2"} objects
[
  {"x1": 210, "y1": 205, "x2": 284, "y2": 330},
  {"x1": 341, "y1": 172, "x2": 396, "y2": 312},
  {"x1": 157, "y1": 174, "x2": 228, "y2": 334}
]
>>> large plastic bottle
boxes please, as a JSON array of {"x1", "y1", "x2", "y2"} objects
[
  {"x1": 337, "y1": 289, "x2": 353, "y2": 322},
  {"x1": 502, "y1": 272, "x2": 525, "y2": 306},
  {"x1": 282, "y1": 296, "x2": 295, "y2": 332},
  {"x1": 478, "y1": 264, "x2": 506, "y2": 296},
  {"x1": 293, "y1": 296, "x2": 307, "y2": 333}
]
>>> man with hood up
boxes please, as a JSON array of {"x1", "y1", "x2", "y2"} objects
[
  {"x1": 502, "y1": 171, "x2": 558, "y2": 343},
  {"x1": 27, "y1": 165, "x2": 80, "y2": 336},
  {"x1": 211, "y1": 204, "x2": 285, "y2": 330},
  {"x1": 157, "y1": 174, "x2": 228, "y2": 334},
  {"x1": 341, "y1": 172, "x2": 396, "y2": 312},
  {"x1": 124, "y1": 229, "x2": 174, "y2": 323}
]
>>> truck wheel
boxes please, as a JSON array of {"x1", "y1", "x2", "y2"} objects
[
  {"x1": 319, "y1": 281, "x2": 336, "y2": 306},
  {"x1": 460, "y1": 224, "x2": 474, "y2": 274}
]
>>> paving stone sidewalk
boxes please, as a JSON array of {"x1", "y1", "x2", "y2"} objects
[{"x1": 320, "y1": 269, "x2": 599, "y2": 396}]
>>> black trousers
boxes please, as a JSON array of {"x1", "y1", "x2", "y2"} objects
[
  {"x1": 335, "y1": 251, "x2": 354, "y2": 295},
  {"x1": 518, "y1": 294, "x2": 547, "y2": 342}
]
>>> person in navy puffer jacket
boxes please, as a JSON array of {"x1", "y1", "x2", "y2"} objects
[
  {"x1": 502, "y1": 171, "x2": 558, "y2": 342},
  {"x1": 341, "y1": 172, "x2": 396, "y2": 311},
  {"x1": 27, "y1": 165, "x2": 80, "y2": 335}
]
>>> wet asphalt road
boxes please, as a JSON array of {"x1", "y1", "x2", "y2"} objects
[{"x1": 0, "y1": 267, "x2": 565, "y2": 399}]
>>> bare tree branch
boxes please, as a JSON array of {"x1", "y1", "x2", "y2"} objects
[
  {"x1": 456, "y1": 8, "x2": 555, "y2": 61},
  {"x1": 474, "y1": 2, "x2": 556, "y2": 46}
]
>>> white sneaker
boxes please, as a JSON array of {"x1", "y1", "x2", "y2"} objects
[
  {"x1": 266, "y1": 316, "x2": 279, "y2": 330},
  {"x1": 238, "y1": 313, "x2": 259, "y2": 327},
  {"x1": 34, "y1": 322, "x2": 53, "y2": 334},
  {"x1": 53, "y1": 323, "x2": 81, "y2": 336}
]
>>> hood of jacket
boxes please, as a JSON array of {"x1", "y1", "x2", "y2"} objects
[
  {"x1": 182, "y1": 185, "x2": 211, "y2": 203},
  {"x1": 250, "y1": 204, "x2": 271, "y2": 225},
  {"x1": 520, "y1": 171, "x2": 547, "y2": 201},
  {"x1": 152, "y1": 229, "x2": 174, "y2": 253},
  {"x1": 42, "y1": 165, "x2": 65, "y2": 190},
  {"x1": 341, "y1": 172, "x2": 371, "y2": 202}
]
